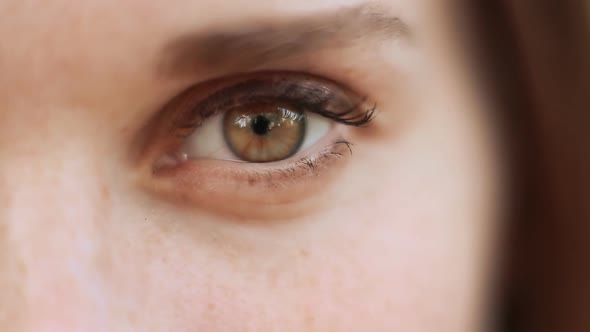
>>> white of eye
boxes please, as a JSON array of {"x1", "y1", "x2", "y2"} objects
[{"x1": 179, "y1": 111, "x2": 332, "y2": 162}]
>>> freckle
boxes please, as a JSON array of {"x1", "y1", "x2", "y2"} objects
[
  {"x1": 100, "y1": 183, "x2": 110, "y2": 202},
  {"x1": 304, "y1": 305, "x2": 316, "y2": 328},
  {"x1": 126, "y1": 310, "x2": 139, "y2": 325},
  {"x1": 94, "y1": 244, "x2": 114, "y2": 279},
  {"x1": 299, "y1": 249, "x2": 310, "y2": 258},
  {"x1": 306, "y1": 275, "x2": 318, "y2": 288},
  {"x1": 207, "y1": 302, "x2": 216, "y2": 312},
  {"x1": 0, "y1": 222, "x2": 6, "y2": 244},
  {"x1": 119, "y1": 125, "x2": 131, "y2": 134},
  {"x1": 268, "y1": 269, "x2": 279, "y2": 287}
]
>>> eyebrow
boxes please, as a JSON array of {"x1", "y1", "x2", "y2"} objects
[{"x1": 157, "y1": 4, "x2": 410, "y2": 78}]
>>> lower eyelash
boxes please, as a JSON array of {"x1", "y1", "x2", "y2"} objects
[
  {"x1": 294, "y1": 140, "x2": 353, "y2": 171},
  {"x1": 232, "y1": 139, "x2": 353, "y2": 188}
]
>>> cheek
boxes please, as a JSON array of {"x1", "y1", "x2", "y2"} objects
[
  {"x1": 308, "y1": 89, "x2": 501, "y2": 329},
  {"x1": 107, "y1": 108, "x2": 500, "y2": 332},
  {"x1": 103, "y1": 46, "x2": 500, "y2": 331},
  {"x1": 121, "y1": 227, "x2": 403, "y2": 331}
]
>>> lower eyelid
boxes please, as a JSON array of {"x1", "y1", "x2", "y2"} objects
[
  {"x1": 157, "y1": 134, "x2": 350, "y2": 184},
  {"x1": 145, "y1": 138, "x2": 353, "y2": 220}
]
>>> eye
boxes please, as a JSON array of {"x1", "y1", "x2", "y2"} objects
[
  {"x1": 143, "y1": 71, "x2": 376, "y2": 219},
  {"x1": 178, "y1": 104, "x2": 331, "y2": 163},
  {"x1": 153, "y1": 72, "x2": 375, "y2": 169}
]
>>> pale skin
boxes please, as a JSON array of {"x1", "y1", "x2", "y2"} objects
[{"x1": 0, "y1": 1, "x2": 503, "y2": 331}]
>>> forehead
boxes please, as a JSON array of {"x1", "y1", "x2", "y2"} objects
[
  {"x1": 0, "y1": 0, "x2": 413, "y2": 43},
  {"x1": 2, "y1": 0, "x2": 406, "y2": 29}
]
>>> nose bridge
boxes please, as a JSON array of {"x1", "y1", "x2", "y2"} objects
[{"x1": 0, "y1": 145, "x2": 112, "y2": 330}]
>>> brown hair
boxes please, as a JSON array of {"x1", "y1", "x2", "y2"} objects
[{"x1": 461, "y1": 1, "x2": 590, "y2": 331}]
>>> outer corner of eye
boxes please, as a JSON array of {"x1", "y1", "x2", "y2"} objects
[{"x1": 299, "y1": 111, "x2": 332, "y2": 151}]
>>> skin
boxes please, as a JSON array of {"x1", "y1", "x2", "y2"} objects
[{"x1": 0, "y1": 0, "x2": 503, "y2": 331}]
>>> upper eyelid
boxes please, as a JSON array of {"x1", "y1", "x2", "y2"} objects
[
  {"x1": 207, "y1": 79, "x2": 337, "y2": 107},
  {"x1": 191, "y1": 79, "x2": 338, "y2": 119},
  {"x1": 168, "y1": 72, "x2": 373, "y2": 130}
]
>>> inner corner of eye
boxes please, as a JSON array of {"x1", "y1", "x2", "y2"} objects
[{"x1": 179, "y1": 112, "x2": 227, "y2": 159}]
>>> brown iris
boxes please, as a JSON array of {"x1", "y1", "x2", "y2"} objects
[{"x1": 223, "y1": 104, "x2": 306, "y2": 162}]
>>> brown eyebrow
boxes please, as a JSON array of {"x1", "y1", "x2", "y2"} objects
[{"x1": 157, "y1": 5, "x2": 410, "y2": 78}]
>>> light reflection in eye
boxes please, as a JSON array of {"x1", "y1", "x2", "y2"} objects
[
  {"x1": 182, "y1": 103, "x2": 331, "y2": 163},
  {"x1": 234, "y1": 115, "x2": 249, "y2": 128}
]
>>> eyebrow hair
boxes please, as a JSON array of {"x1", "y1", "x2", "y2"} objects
[{"x1": 157, "y1": 4, "x2": 410, "y2": 78}]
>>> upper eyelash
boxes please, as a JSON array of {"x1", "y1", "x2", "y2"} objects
[
  {"x1": 171, "y1": 74, "x2": 377, "y2": 132},
  {"x1": 314, "y1": 101, "x2": 377, "y2": 127}
]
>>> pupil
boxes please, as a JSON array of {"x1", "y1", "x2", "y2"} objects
[{"x1": 252, "y1": 115, "x2": 272, "y2": 136}]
